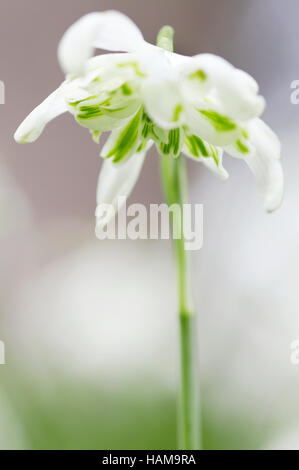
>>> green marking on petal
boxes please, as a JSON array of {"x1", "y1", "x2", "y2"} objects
[
  {"x1": 117, "y1": 62, "x2": 145, "y2": 77},
  {"x1": 121, "y1": 83, "x2": 133, "y2": 95},
  {"x1": 185, "y1": 133, "x2": 221, "y2": 166},
  {"x1": 136, "y1": 141, "x2": 147, "y2": 153},
  {"x1": 151, "y1": 125, "x2": 168, "y2": 143},
  {"x1": 100, "y1": 106, "x2": 128, "y2": 114},
  {"x1": 185, "y1": 135, "x2": 199, "y2": 158},
  {"x1": 210, "y1": 146, "x2": 219, "y2": 166},
  {"x1": 158, "y1": 128, "x2": 182, "y2": 158},
  {"x1": 79, "y1": 104, "x2": 102, "y2": 113},
  {"x1": 141, "y1": 123, "x2": 150, "y2": 138},
  {"x1": 74, "y1": 83, "x2": 140, "y2": 122},
  {"x1": 173, "y1": 104, "x2": 183, "y2": 122},
  {"x1": 235, "y1": 139, "x2": 249, "y2": 154},
  {"x1": 188, "y1": 69, "x2": 207, "y2": 82},
  {"x1": 106, "y1": 109, "x2": 142, "y2": 163},
  {"x1": 141, "y1": 112, "x2": 152, "y2": 139},
  {"x1": 242, "y1": 128, "x2": 249, "y2": 139},
  {"x1": 199, "y1": 110, "x2": 237, "y2": 132},
  {"x1": 185, "y1": 135, "x2": 209, "y2": 158},
  {"x1": 192, "y1": 135, "x2": 209, "y2": 157},
  {"x1": 90, "y1": 130, "x2": 101, "y2": 144},
  {"x1": 68, "y1": 101, "x2": 79, "y2": 109},
  {"x1": 77, "y1": 107, "x2": 104, "y2": 119},
  {"x1": 68, "y1": 95, "x2": 98, "y2": 109}
]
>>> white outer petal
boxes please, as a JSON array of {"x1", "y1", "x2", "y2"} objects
[
  {"x1": 95, "y1": 144, "x2": 151, "y2": 232},
  {"x1": 141, "y1": 78, "x2": 183, "y2": 129},
  {"x1": 14, "y1": 82, "x2": 72, "y2": 143},
  {"x1": 180, "y1": 54, "x2": 265, "y2": 121},
  {"x1": 244, "y1": 118, "x2": 283, "y2": 212},
  {"x1": 58, "y1": 11, "x2": 146, "y2": 76}
]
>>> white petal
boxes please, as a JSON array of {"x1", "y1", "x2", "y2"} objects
[
  {"x1": 74, "y1": 92, "x2": 140, "y2": 132},
  {"x1": 199, "y1": 153, "x2": 228, "y2": 180},
  {"x1": 77, "y1": 113, "x2": 128, "y2": 132},
  {"x1": 58, "y1": 11, "x2": 145, "y2": 76},
  {"x1": 164, "y1": 51, "x2": 190, "y2": 68},
  {"x1": 142, "y1": 79, "x2": 183, "y2": 129},
  {"x1": 14, "y1": 82, "x2": 70, "y2": 143},
  {"x1": 244, "y1": 118, "x2": 283, "y2": 212},
  {"x1": 224, "y1": 135, "x2": 255, "y2": 159},
  {"x1": 185, "y1": 103, "x2": 241, "y2": 146},
  {"x1": 96, "y1": 144, "x2": 150, "y2": 232},
  {"x1": 181, "y1": 54, "x2": 265, "y2": 121},
  {"x1": 85, "y1": 53, "x2": 144, "y2": 87},
  {"x1": 183, "y1": 142, "x2": 228, "y2": 179}
]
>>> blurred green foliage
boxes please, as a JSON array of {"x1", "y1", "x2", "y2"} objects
[{"x1": 0, "y1": 367, "x2": 274, "y2": 450}]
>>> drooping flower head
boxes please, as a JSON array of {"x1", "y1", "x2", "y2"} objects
[{"x1": 14, "y1": 11, "x2": 283, "y2": 232}]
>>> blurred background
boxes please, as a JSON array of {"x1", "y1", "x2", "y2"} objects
[{"x1": 0, "y1": 0, "x2": 299, "y2": 450}]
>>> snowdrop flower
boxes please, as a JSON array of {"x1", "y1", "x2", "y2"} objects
[{"x1": 14, "y1": 10, "x2": 283, "y2": 232}]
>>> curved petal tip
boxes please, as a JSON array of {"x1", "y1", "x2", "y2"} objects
[{"x1": 58, "y1": 11, "x2": 145, "y2": 76}]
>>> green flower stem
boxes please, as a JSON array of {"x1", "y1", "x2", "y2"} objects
[
  {"x1": 160, "y1": 154, "x2": 200, "y2": 450},
  {"x1": 157, "y1": 24, "x2": 200, "y2": 451}
]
